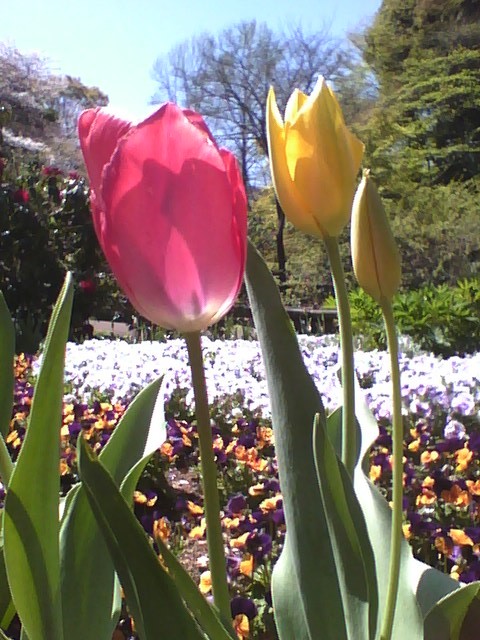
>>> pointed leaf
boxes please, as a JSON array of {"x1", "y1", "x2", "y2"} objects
[
  {"x1": 354, "y1": 386, "x2": 460, "y2": 634},
  {"x1": 0, "y1": 292, "x2": 14, "y2": 439},
  {"x1": 0, "y1": 545, "x2": 14, "y2": 631},
  {"x1": 313, "y1": 415, "x2": 378, "y2": 639},
  {"x1": 154, "y1": 533, "x2": 233, "y2": 640},
  {"x1": 413, "y1": 559, "x2": 461, "y2": 619},
  {"x1": 353, "y1": 375, "x2": 380, "y2": 471},
  {"x1": 77, "y1": 438, "x2": 204, "y2": 640},
  {"x1": 270, "y1": 537, "x2": 314, "y2": 640},
  {"x1": 60, "y1": 377, "x2": 167, "y2": 640},
  {"x1": 4, "y1": 274, "x2": 73, "y2": 640},
  {"x1": 326, "y1": 405, "x2": 362, "y2": 464},
  {"x1": 424, "y1": 581, "x2": 480, "y2": 640},
  {"x1": 245, "y1": 241, "x2": 346, "y2": 640}
]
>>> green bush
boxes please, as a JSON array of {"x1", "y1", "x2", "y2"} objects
[
  {"x1": 0, "y1": 157, "x2": 128, "y2": 351},
  {"x1": 342, "y1": 279, "x2": 480, "y2": 356}
]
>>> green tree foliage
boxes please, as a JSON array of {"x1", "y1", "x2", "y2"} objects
[
  {"x1": 249, "y1": 189, "x2": 355, "y2": 306},
  {"x1": 363, "y1": 47, "x2": 480, "y2": 186},
  {"x1": 333, "y1": 0, "x2": 480, "y2": 305},
  {"x1": 363, "y1": 0, "x2": 480, "y2": 86},
  {"x1": 359, "y1": 0, "x2": 480, "y2": 186}
]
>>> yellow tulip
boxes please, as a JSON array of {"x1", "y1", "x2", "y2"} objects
[
  {"x1": 351, "y1": 170, "x2": 401, "y2": 303},
  {"x1": 266, "y1": 76, "x2": 364, "y2": 238}
]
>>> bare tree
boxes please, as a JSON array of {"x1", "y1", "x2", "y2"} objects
[{"x1": 151, "y1": 21, "x2": 348, "y2": 280}]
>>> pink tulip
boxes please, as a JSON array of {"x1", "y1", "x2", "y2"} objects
[{"x1": 78, "y1": 104, "x2": 247, "y2": 332}]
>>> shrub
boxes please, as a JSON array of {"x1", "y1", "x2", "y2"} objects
[
  {"x1": 343, "y1": 279, "x2": 480, "y2": 356},
  {"x1": 0, "y1": 157, "x2": 128, "y2": 351}
]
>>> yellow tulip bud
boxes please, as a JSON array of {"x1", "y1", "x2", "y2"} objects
[
  {"x1": 266, "y1": 76, "x2": 364, "y2": 238},
  {"x1": 351, "y1": 170, "x2": 401, "y2": 303}
]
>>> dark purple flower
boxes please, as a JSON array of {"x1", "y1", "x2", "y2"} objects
[
  {"x1": 247, "y1": 531, "x2": 272, "y2": 560},
  {"x1": 271, "y1": 507, "x2": 285, "y2": 526},
  {"x1": 175, "y1": 496, "x2": 188, "y2": 512},
  {"x1": 465, "y1": 527, "x2": 480, "y2": 544},
  {"x1": 460, "y1": 559, "x2": 480, "y2": 584},
  {"x1": 140, "y1": 513, "x2": 154, "y2": 535},
  {"x1": 231, "y1": 596, "x2": 257, "y2": 620},
  {"x1": 214, "y1": 448, "x2": 227, "y2": 464},
  {"x1": 432, "y1": 475, "x2": 453, "y2": 496},
  {"x1": 238, "y1": 432, "x2": 256, "y2": 448},
  {"x1": 227, "y1": 494, "x2": 247, "y2": 516},
  {"x1": 436, "y1": 438, "x2": 465, "y2": 453},
  {"x1": 468, "y1": 431, "x2": 480, "y2": 452},
  {"x1": 68, "y1": 421, "x2": 82, "y2": 437},
  {"x1": 407, "y1": 511, "x2": 441, "y2": 537},
  {"x1": 264, "y1": 479, "x2": 280, "y2": 492},
  {"x1": 73, "y1": 403, "x2": 88, "y2": 420},
  {"x1": 98, "y1": 432, "x2": 111, "y2": 447}
]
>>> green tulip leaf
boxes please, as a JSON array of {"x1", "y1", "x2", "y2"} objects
[
  {"x1": 77, "y1": 437, "x2": 205, "y2": 640},
  {"x1": 0, "y1": 545, "x2": 14, "y2": 631},
  {"x1": 326, "y1": 404, "x2": 363, "y2": 465},
  {"x1": 313, "y1": 414, "x2": 378, "y2": 639},
  {"x1": 246, "y1": 240, "x2": 460, "y2": 638},
  {"x1": 153, "y1": 533, "x2": 234, "y2": 640},
  {"x1": 424, "y1": 581, "x2": 480, "y2": 640},
  {"x1": 245, "y1": 241, "x2": 348, "y2": 640},
  {"x1": 4, "y1": 273, "x2": 73, "y2": 640},
  {"x1": 60, "y1": 376, "x2": 167, "y2": 640},
  {"x1": 326, "y1": 406, "x2": 343, "y2": 456},
  {"x1": 0, "y1": 292, "x2": 14, "y2": 440},
  {"x1": 353, "y1": 375, "x2": 381, "y2": 472},
  {"x1": 353, "y1": 379, "x2": 459, "y2": 636}
]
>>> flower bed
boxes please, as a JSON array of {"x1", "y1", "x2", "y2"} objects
[{"x1": 12, "y1": 336, "x2": 480, "y2": 637}]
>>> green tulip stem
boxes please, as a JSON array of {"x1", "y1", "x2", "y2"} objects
[
  {"x1": 324, "y1": 235, "x2": 356, "y2": 476},
  {"x1": 184, "y1": 331, "x2": 232, "y2": 628},
  {"x1": 0, "y1": 434, "x2": 13, "y2": 486},
  {"x1": 379, "y1": 298, "x2": 403, "y2": 640}
]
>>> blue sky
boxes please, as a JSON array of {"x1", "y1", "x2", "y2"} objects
[{"x1": 1, "y1": 0, "x2": 381, "y2": 121}]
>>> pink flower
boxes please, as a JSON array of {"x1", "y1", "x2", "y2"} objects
[
  {"x1": 13, "y1": 188, "x2": 29, "y2": 204},
  {"x1": 79, "y1": 279, "x2": 96, "y2": 294},
  {"x1": 42, "y1": 166, "x2": 64, "y2": 177},
  {"x1": 68, "y1": 171, "x2": 80, "y2": 180},
  {"x1": 78, "y1": 104, "x2": 247, "y2": 332}
]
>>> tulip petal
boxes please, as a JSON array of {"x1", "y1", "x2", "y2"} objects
[
  {"x1": 78, "y1": 109, "x2": 131, "y2": 199},
  {"x1": 286, "y1": 77, "x2": 358, "y2": 235},
  {"x1": 207, "y1": 148, "x2": 248, "y2": 326},
  {"x1": 347, "y1": 129, "x2": 365, "y2": 177},
  {"x1": 100, "y1": 104, "x2": 246, "y2": 331},
  {"x1": 284, "y1": 89, "x2": 308, "y2": 124},
  {"x1": 266, "y1": 88, "x2": 323, "y2": 236},
  {"x1": 183, "y1": 109, "x2": 217, "y2": 144},
  {"x1": 351, "y1": 174, "x2": 401, "y2": 303}
]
